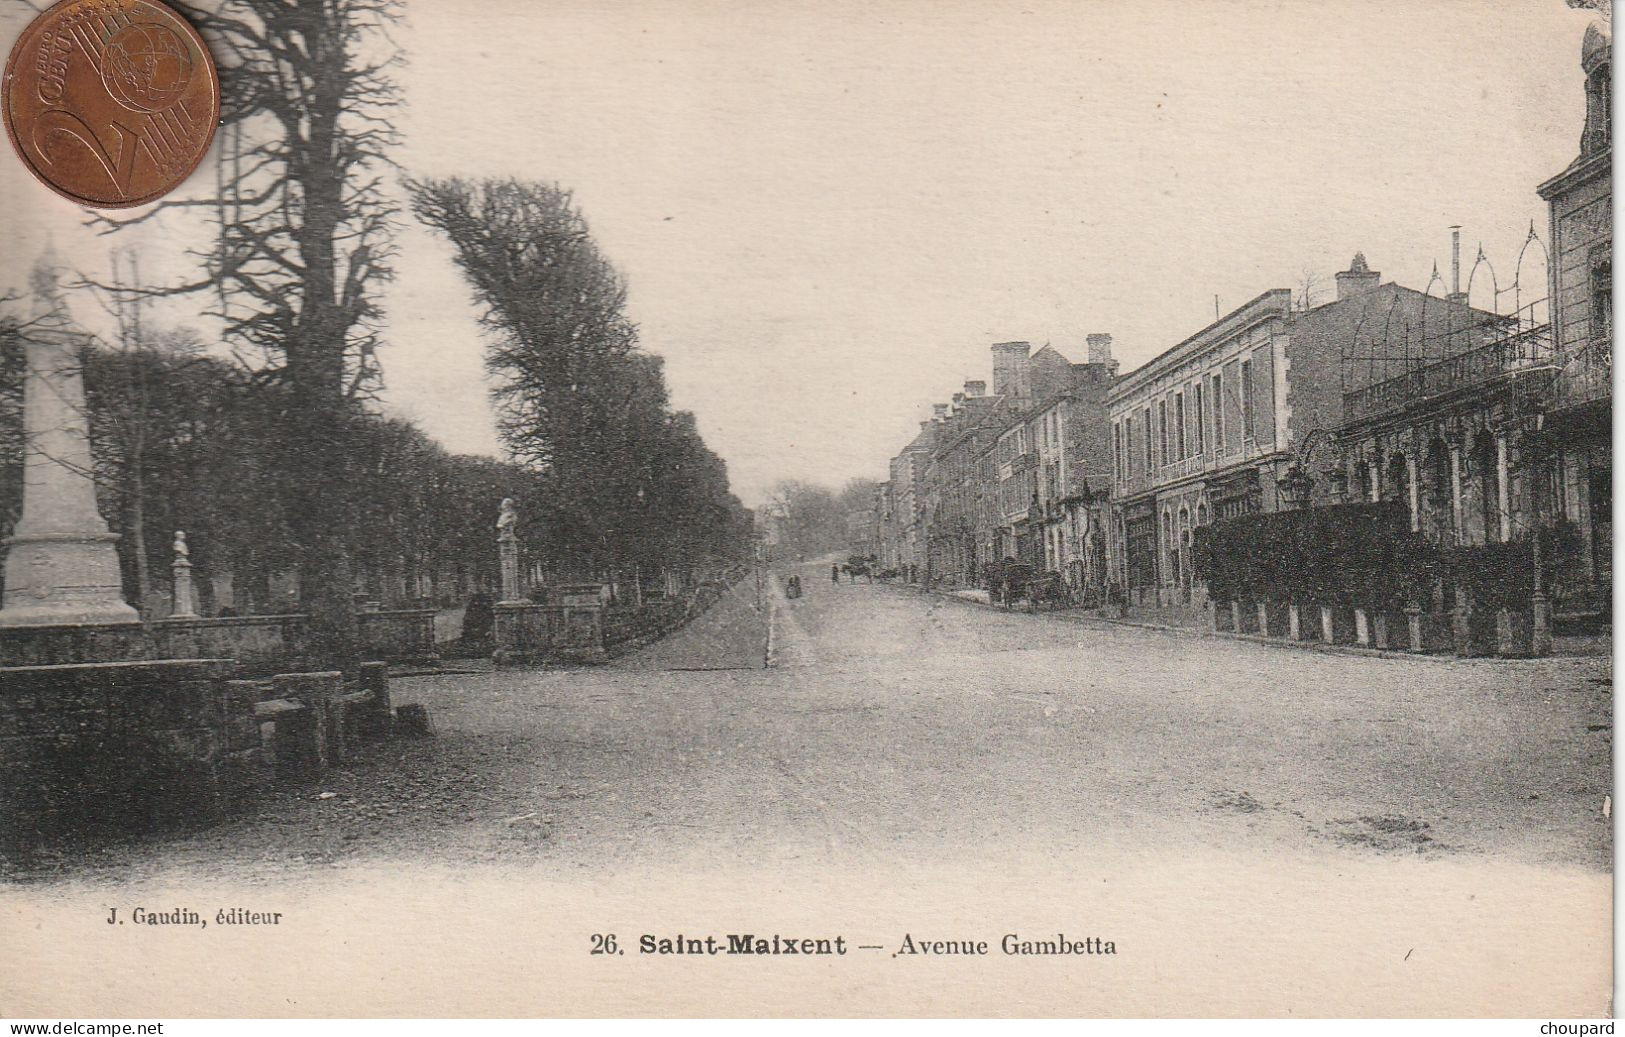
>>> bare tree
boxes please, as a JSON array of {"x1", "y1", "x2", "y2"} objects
[
  {"x1": 87, "y1": 0, "x2": 405, "y2": 666},
  {"x1": 1296, "y1": 267, "x2": 1325, "y2": 311}
]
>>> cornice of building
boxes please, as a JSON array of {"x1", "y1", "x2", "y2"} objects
[
  {"x1": 1537, "y1": 147, "x2": 1612, "y2": 201},
  {"x1": 1109, "y1": 289, "x2": 1293, "y2": 401}
]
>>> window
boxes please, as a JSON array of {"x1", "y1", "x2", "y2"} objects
[
  {"x1": 1112, "y1": 421, "x2": 1122, "y2": 482},
  {"x1": 1158, "y1": 399, "x2": 1169, "y2": 467},
  {"x1": 1212, "y1": 372, "x2": 1225, "y2": 451},
  {"x1": 1143, "y1": 407, "x2": 1153, "y2": 473},
  {"x1": 1240, "y1": 359, "x2": 1255, "y2": 440},
  {"x1": 1174, "y1": 392, "x2": 1187, "y2": 460},
  {"x1": 1193, "y1": 382, "x2": 1205, "y2": 455}
]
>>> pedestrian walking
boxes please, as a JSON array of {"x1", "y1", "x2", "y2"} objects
[{"x1": 831, "y1": 563, "x2": 841, "y2": 583}]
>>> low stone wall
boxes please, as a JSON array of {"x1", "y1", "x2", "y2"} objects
[
  {"x1": 1, "y1": 609, "x2": 440, "y2": 674},
  {"x1": 1207, "y1": 597, "x2": 1544, "y2": 657},
  {"x1": 493, "y1": 602, "x2": 607, "y2": 665},
  {"x1": 1, "y1": 659, "x2": 411, "y2": 854},
  {"x1": 357, "y1": 609, "x2": 439, "y2": 666},
  {"x1": 0, "y1": 658, "x2": 253, "y2": 851},
  {"x1": 152, "y1": 614, "x2": 307, "y2": 672}
]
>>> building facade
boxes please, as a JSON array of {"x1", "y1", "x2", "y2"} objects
[
  {"x1": 1108, "y1": 289, "x2": 1294, "y2": 607},
  {"x1": 1109, "y1": 259, "x2": 1502, "y2": 607},
  {"x1": 1536, "y1": 16, "x2": 1612, "y2": 613}
]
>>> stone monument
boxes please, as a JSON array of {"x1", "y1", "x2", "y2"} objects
[{"x1": 0, "y1": 254, "x2": 139, "y2": 628}]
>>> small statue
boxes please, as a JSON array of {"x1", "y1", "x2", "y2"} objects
[
  {"x1": 497, "y1": 498, "x2": 518, "y2": 540},
  {"x1": 172, "y1": 530, "x2": 190, "y2": 561}
]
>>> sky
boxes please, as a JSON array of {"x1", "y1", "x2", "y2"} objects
[{"x1": 0, "y1": 0, "x2": 1602, "y2": 506}]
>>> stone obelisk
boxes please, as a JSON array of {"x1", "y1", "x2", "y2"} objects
[{"x1": 0, "y1": 254, "x2": 139, "y2": 628}]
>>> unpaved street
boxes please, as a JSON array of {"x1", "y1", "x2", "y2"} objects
[
  {"x1": 4, "y1": 566, "x2": 1611, "y2": 1016},
  {"x1": 23, "y1": 562, "x2": 1607, "y2": 878}
]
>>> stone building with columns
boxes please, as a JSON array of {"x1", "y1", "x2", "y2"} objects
[
  {"x1": 1329, "y1": 15, "x2": 1611, "y2": 620},
  {"x1": 1108, "y1": 257, "x2": 1497, "y2": 608},
  {"x1": 1535, "y1": 15, "x2": 1612, "y2": 615}
]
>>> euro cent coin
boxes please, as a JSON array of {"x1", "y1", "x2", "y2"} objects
[{"x1": 3, "y1": 0, "x2": 220, "y2": 208}]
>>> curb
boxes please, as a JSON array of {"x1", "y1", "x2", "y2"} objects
[
  {"x1": 910, "y1": 583, "x2": 1566, "y2": 665},
  {"x1": 764, "y1": 603, "x2": 779, "y2": 669}
]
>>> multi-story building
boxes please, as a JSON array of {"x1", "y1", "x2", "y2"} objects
[
  {"x1": 981, "y1": 340, "x2": 1115, "y2": 577},
  {"x1": 884, "y1": 420, "x2": 937, "y2": 581},
  {"x1": 845, "y1": 507, "x2": 879, "y2": 560},
  {"x1": 1327, "y1": 16, "x2": 1611, "y2": 620},
  {"x1": 923, "y1": 379, "x2": 1004, "y2": 587},
  {"x1": 1028, "y1": 334, "x2": 1117, "y2": 600},
  {"x1": 1109, "y1": 259, "x2": 1497, "y2": 607},
  {"x1": 1536, "y1": 15, "x2": 1612, "y2": 613},
  {"x1": 882, "y1": 337, "x2": 1117, "y2": 589}
]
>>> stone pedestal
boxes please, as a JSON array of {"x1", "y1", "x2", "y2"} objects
[
  {"x1": 1, "y1": 264, "x2": 138, "y2": 630},
  {"x1": 171, "y1": 558, "x2": 199, "y2": 619},
  {"x1": 497, "y1": 535, "x2": 521, "y2": 604}
]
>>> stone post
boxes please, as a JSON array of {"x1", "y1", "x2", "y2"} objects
[
  {"x1": 0, "y1": 256, "x2": 139, "y2": 628},
  {"x1": 1452, "y1": 582, "x2": 1481, "y2": 657},
  {"x1": 1495, "y1": 434, "x2": 1512, "y2": 542},
  {"x1": 1531, "y1": 590, "x2": 1553, "y2": 657},
  {"x1": 1405, "y1": 603, "x2": 1425, "y2": 653},
  {"x1": 1406, "y1": 457, "x2": 1421, "y2": 533},
  {"x1": 171, "y1": 531, "x2": 198, "y2": 619}
]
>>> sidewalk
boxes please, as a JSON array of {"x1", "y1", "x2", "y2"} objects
[{"x1": 913, "y1": 581, "x2": 1612, "y2": 662}]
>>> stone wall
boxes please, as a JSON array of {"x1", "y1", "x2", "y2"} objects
[
  {"x1": 493, "y1": 602, "x2": 607, "y2": 665},
  {"x1": 151, "y1": 614, "x2": 307, "y2": 673},
  {"x1": 356, "y1": 609, "x2": 439, "y2": 667},
  {"x1": 0, "y1": 609, "x2": 439, "y2": 674},
  {"x1": 0, "y1": 659, "x2": 255, "y2": 852}
]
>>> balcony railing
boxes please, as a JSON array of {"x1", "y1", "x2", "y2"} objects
[
  {"x1": 1341, "y1": 322, "x2": 1554, "y2": 425},
  {"x1": 1551, "y1": 336, "x2": 1612, "y2": 411}
]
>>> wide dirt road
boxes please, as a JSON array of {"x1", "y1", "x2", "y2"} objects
[{"x1": 6, "y1": 562, "x2": 1612, "y2": 1016}]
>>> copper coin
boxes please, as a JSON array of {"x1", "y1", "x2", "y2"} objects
[{"x1": 3, "y1": 0, "x2": 219, "y2": 208}]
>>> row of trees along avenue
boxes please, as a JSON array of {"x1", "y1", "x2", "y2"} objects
[{"x1": 0, "y1": 0, "x2": 750, "y2": 668}]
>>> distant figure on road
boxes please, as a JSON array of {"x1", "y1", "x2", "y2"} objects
[
  {"x1": 831, "y1": 563, "x2": 841, "y2": 584},
  {"x1": 786, "y1": 574, "x2": 802, "y2": 599}
]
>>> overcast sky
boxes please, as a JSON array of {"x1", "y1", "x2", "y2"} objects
[{"x1": 0, "y1": 0, "x2": 1599, "y2": 506}]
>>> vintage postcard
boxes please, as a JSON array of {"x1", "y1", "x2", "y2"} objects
[{"x1": 0, "y1": 0, "x2": 1613, "y2": 1019}]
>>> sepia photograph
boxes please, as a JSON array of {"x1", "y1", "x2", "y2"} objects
[{"x1": 0, "y1": 0, "x2": 1614, "y2": 1020}]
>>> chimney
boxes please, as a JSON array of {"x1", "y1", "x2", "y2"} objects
[
  {"x1": 1085, "y1": 333, "x2": 1114, "y2": 367},
  {"x1": 963, "y1": 379, "x2": 986, "y2": 398},
  {"x1": 1447, "y1": 227, "x2": 1468, "y2": 305},
  {"x1": 932, "y1": 403, "x2": 948, "y2": 422},
  {"x1": 952, "y1": 392, "x2": 966, "y2": 406},
  {"x1": 1335, "y1": 253, "x2": 1381, "y2": 300},
  {"x1": 990, "y1": 341, "x2": 1032, "y2": 399}
]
